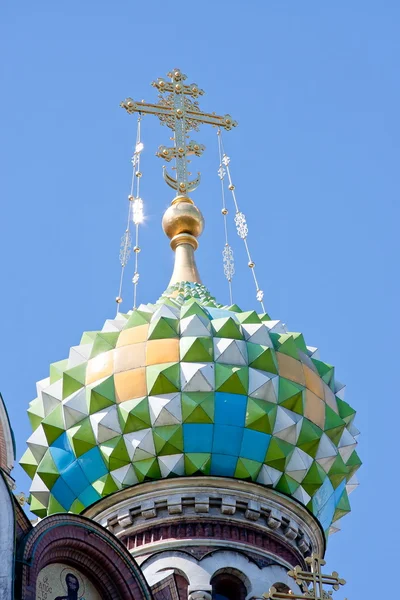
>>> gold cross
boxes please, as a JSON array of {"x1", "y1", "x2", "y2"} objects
[
  {"x1": 263, "y1": 554, "x2": 347, "y2": 600},
  {"x1": 121, "y1": 68, "x2": 237, "y2": 195}
]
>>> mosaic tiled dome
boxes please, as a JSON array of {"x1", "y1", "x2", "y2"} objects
[{"x1": 20, "y1": 282, "x2": 360, "y2": 535}]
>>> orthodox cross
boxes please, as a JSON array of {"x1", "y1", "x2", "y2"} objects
[
  {"x1": 263, "y1": 554, "x2": 347, "y2": 600},
  {"x1": 120, "y1": 68, "x2": 237, "y2": 195}
]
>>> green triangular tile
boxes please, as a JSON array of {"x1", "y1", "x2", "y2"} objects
[
  {"x1": 63, "y1": 365, "x2": 86, "y2": 399},
  {"x1": 247, "y1": 343, "x2": 278, "y2": 373},
  {"x1": 276, "y1": 473, "x2": 300, "y2": 495},
  {"x1": 345, "y1": 450, "x2": 362, "y2": 477},
  {"x1": 30, "y1": 496, "x2": 48, "y2": 518},
  {"x1": 312, "y1": 358, "x2": 335, "y2": 387},
  {"x1": 184, "y1": 453, "x2": 211, "y2": 475},
  {"x1": 302, "y1": 461, "x2": 326, "y2": 495},
  {"x1": 328, "y1": 454, "x2": 349, "y2": 489},
  {"x1": 90, "y1": 332, "x2": 119, "y2": 358},
  {"x1": 87, "y1": 376, "x2": 116, "y2": 413},
  {"x1": 70, "y1": 498, "x2": 85, "y2": 514},
  {"x1": 332, "y1": 489, "x2": 351, "y2": 522},
  {"x1": 124, "y1": 309, "x2": 152, "y2": 329},
  {"x1": 280, "y1": 392, "x2": 304, "y2": 415},
  {"x1": 278, "y1": 378, "x2": 304, "y2": 402},
  {"x1": 37, "y1": 451, "x2": 60, "y2": 488},
  {"x1": 180, "y1": 301, "x2": 210, "y2": 321},
  {"x1": 133, "y1": 458, "x2": 161, "y2": 482},
  {"x1": 118, "y1": 397, "x2": 151, "y2": 433},
  {"x1": 227, "y1": 304, "x2": 242, "y2": 312},
  {"x1": 324, "y1": 406, "x2": 346, "y2": 445},
  {"x1": 234, "y1": 457, "x2": 261, "y2": 481},
  {"x1": 27, "y1": 397, "x2": 45, "y2": 431},
  {"x1": 93, "y1": 474, "x2": 119, "y2": 496},
  {"x1": 182, "y1": 392, "x2": 215, "y2": 423},
  {"x1": 19, "y1": 448, "x2": 39, "y2": 478},
  {"x1": 67, "y1": 417, "x2": 96, "y2": 457},
  {"x1": 265, "y1": 438, "x2": 294, "y2": 471},
  {"x1": 100, "y1": 436, "x2": 131, "y2": 470},
  {"x1": 42, "y1": 405, "x2": 65, "y2": 445},
  {"x1": 153, "y1": 425, "x2": 183, "y2": 455},
  {"x1": 270, "y1": 334, "x2": 299, "y2": 360},
  {"x1": 259, "y1": 312, "x2": 272, "y2": 321},
  {"x1": 47, "y1": 494, "x2": 67, "y2": 515},
  {"x1": 180, "y1": 337, "x2": 213, "y2": 362},
  {"x1": 215, "y1": 364, "x2": 248, "y2": 394},
  {"x1": 336, "y1": 398, "x2": 356, "y2": 426},
  {"x1": 211, "y1": 317, "x2": 243, "y2": 340},
  {"x1": 50, "y1": 359, "x2": 69, "y2": 384},
  {"x1": 245, "y1": 397, "x2": 277, "y2": 434},
  {"x1": 236, "y1": 311, "x2": 261, "y2": 325},
  {"x1": 148, "y1": 317, "x2": 179, "y2": 340},
  {"x1": 146, "y1": 363, "x2": 180, "y2": 395},
  {"x1": 80, "y1": 331, "x2": 98, "y2": 345},
  {"x1": 297, "y1": 420, "x2": 323, "y2": 458}
]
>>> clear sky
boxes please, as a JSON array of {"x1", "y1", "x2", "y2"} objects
[{"x1": 2, "y1": 2, "x2": 399, "y2": 597}]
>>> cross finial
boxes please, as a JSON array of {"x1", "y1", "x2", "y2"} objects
[
  {"x1": 263, "y1": 554, "x2": 347, "y2": 600},
  {"x1": 121, "y1": 68, "x2": 237, "y2": 196}
]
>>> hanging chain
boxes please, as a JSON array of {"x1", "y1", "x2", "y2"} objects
[
  {"x1": 217, "y1": 130, "x2": 265, "y2": 312},
  {"x1": 217, "y1": 128, "x2": 234, "y2": 305},
  {"x1": 116, "y1": 115, "x2": 144, "y2": 312}
]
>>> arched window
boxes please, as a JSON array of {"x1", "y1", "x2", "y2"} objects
[
  {"x1": 174, "y1": 573, "x2": 189, "y2": 600},
  {"x1": 211, "y1": 573, "x2": 247, "y2": 600}
]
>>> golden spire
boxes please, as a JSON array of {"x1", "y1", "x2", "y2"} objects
[
  {"x1": 162, "y1": 195, "x2": 204, "y2": 285},
  {"x1": 120, "y1": 68, "x2": 237, "y2": 286}
]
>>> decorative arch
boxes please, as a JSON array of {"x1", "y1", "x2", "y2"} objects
[
  {"x1": 18, "y1": 514, "x2": 152, "y2": 600},
  {"x1": 210, "y1": 566, "x2": 250, "y2": 594},
  {"x1": 0, "y1": 395, "x2": 15, "y2": 474}
]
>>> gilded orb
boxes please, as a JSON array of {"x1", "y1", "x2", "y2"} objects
[{"x1": 162, "y1": 199, "x2": 204, "y2": 240}]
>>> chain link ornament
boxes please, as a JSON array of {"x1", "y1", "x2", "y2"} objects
[
  {"x1": 218, "y1": 166, "x2": 226, "y2": 180},
  {"x1": 132, "y1": 272, "x2": 140, "y2": 284},
  {"x1": 256, "y1": 289, "x2": 264, "y2": 302},
  {"x1": 222, "y1": 244, "x2": 235, "y2": 282},
  {"x1": 234, "y1": 211, "x2": 248, "y2": 239},
  {"x1": 132, "y1": 197, "x2": 144, "y2": 224},
  {"x1": 119, "y1": 230, "x2": 132, "y2": 267}
]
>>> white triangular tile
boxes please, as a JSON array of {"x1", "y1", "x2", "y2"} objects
[
  {"x1": 214, "y1": 338, "x2": 247, "y2": 365},
  {"x1": 292, "y1": 485, "x2": 311, "y2": 505},
  {"x1": 30, "y1": 474, "x2": 50, "y2": 505},
  {"x1": 241, "y1": 323, "x2": 273, "y2": 346},
  {"x1": 257, "y1": 464, "x2": 281, "y2": 486},
  {"x1": 158, "y1": 453, "x2": 185, "y2": 477},
  {"x1": 248, "y1": 368, "x2": 278, "y2": 402},
  {"x1": 180, "y1": 363, "x2": 214, "y2": 392},
  {"x1": 180, "y1": 314, "x2": 211, "y2": 337},
  {"x1": 42, "y1": 380, "x2": 63, "y2": 416},
  {"x1": 27, "y1": 425, "x2": 49, "y2": 462},
  {"x1": 124, "y1": 429, "x2": 155, "y2": 460}
]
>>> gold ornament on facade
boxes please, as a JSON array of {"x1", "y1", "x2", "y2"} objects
[{"x1": 263, "y1": 554, "x2": 347, "y2": 600}]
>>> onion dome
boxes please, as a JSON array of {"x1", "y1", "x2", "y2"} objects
[
  {"x1": 20, "y1": 70, "x2": 360, "y2": 537},
  {"x1": 20, "y1": 280, "x2": 360, "y2": 535}
]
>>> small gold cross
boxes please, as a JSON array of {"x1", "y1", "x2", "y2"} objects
[{"x1": 263, "y1": 554, "x2": 347, "y2": 600}]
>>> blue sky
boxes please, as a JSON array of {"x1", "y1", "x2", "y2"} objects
[{"x1": 2, "y1": 2, "x2": 399, "y2": 597}]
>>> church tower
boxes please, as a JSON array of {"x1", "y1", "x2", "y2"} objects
[{"x1": 18, "y1": 69, "x2": 360, "y2": 600}]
